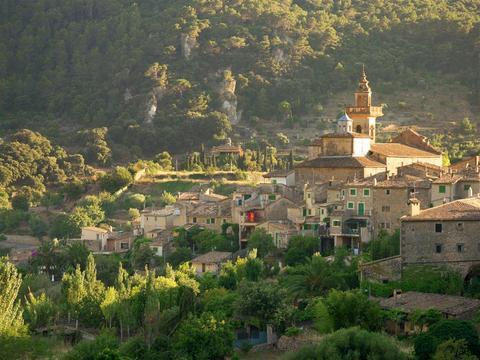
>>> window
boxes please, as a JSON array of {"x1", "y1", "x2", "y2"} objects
[
  {"x1": 382, "y1": 205, "x2": 390, "y2": 212},
  {"x1": 120, "y1": 242, "x2": 129, "y2": 250},
  {"x1": 303, "y1": 208, "x2": 307, "y2": 217},
  {"x1": 436, "y1": 244, "x2": 442, "y2": 253},
  {"x1": 272, "y1": 179, "x2": 277, "y2": 184},
  {"x1": 210, "y1": 218, "x2": 216, "y2": 224},
  {"x1": 385, "y1": 189, "x2": 391, "y2": 195},
  {"x1": 193, "y1": 217, "x2": 197, "y2": 223},
  {"x1": 350, "y1": 188, "x2": 357, "y2": 196},
  {"x1": 457, "y1": 244, "x2": 464, "y2": 253},
  {"x1": 363, "y1": 189, "x2": 370, "y2": 197},
  {"x1": 307, "y1": 209, "x2": 312, "y2": 215},
  {"x1": 307, "y1": 193, "x2": 311, "y2": 199},
  {"x1": 206, "y1": 218, "x2": 211, "y2": 224},
  {"x1": 333, "y1": 220, "x2": 341, "y2": 227},
  {"x1": 269, "y1": 194, "x2": 276, "y2": 201},
  {"x1": 435, "y1": 223, "x2": 443, "y2": 233},
  {"x1": 380, "y1": 222, "x2": 391, "y2": 229},
  {"x1": 347, "y1": 202, "x2": 354, "y2": 209},
  {"x1": 456, "y1": 222, "x2": 464, "y2": 231},
  {"x1": 320, "y1": 209, "x2": 325, "y2": 215},
  {"x1": 439, "y1": 185, "x2": 446, "y2": 194}
]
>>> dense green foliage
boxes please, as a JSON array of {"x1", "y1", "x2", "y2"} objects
[
  {"x1": 363, "y1": 265, "x2": 464, "y2": 297},
  {"x1": 288, "y1": 327, "x2": 408, "y2": 360},
  {"x1": 1, "y1": 0, "x2": 479, "y2": 158},
  {"x1": 414, "y1": 320, "x2": 480, "y2": 360}
]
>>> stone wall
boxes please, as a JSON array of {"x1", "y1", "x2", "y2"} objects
[
  {"x1": 401, "y1": 220, "x2": 480, "y2": 278},
  {"x1": 360, "y1": 255, "x2": 403, "y2": 282}
]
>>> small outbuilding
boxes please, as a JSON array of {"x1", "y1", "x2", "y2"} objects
[{"x1": 191, "y1": 251, "x2": 233, "y2": 275}]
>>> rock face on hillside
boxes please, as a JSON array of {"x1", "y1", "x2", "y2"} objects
[
  {"x1": 144, "y1": 87, "x2": 166, "y2": 124},
  {"x1": 217, "y1": 70, "x2": 240, "y2": 125},
  {"x1": 181, "y1": 33, "x2": 198, "y2": 61}
]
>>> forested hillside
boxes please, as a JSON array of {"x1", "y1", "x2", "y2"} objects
[{"x1": 1, "y1": 0, "x2": 479, "y2": 160}]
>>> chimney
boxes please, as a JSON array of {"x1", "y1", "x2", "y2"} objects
[
  {"x1": 373, "y1": 178, "x2": 378, "y2": 186},
  {"x1": 408, "y1": 198, "x2": 421, "y2": 216},
  {"x1": 468, "y1": 186, "x2": 473, "y2": 198},
  {"x1": 393, "y1": 289, "x2": 402, "y2": 304}
]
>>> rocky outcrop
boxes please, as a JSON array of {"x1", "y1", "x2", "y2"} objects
[
  {"x1": 144, "y1": 87, "x2": 166, "y2": 124},
  {"x1": 217, "y1": 70, "x2": 240, "y2": 125},
  {"x1": 181, "y1": 33, "x2": 198, "y2": 61}
]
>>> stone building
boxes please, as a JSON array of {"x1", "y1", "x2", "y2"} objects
[
  {"x1": 401, "y1": 197, "x2": 480, "y2": 277},
  {"x1": 372, "y1": 176, "x2": 431, "y2": 237},
  {"x1": 295, "y1": 68, "x2": 442, "y2": 188}
]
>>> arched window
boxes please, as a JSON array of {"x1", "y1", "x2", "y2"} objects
[{"x1": 356, "y1": 125, "x2": 362, "y2": 133}]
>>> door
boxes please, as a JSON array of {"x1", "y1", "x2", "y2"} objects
[{"x1": 358, "y1": 203, "x2": 365, "y2": 216}]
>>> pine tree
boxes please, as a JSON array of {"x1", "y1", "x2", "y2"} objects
[{"x1": 0, "y1": 258, "x2": 26, "y2": 336}]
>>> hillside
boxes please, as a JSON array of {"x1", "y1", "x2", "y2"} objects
[{"x1": 0, "y1": 0, "x2": 479, "y2": 161}]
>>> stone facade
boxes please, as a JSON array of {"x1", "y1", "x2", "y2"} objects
[
  {"x1": 401, "y1": 219, "x2": 480, "y2": 278},
  {"x1": 372, "y1": 181, "x2": 430, "y2": 237}
]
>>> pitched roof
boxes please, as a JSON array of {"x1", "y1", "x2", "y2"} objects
[
  {"x1": 377, "y1": 291, "x2": 480, "y2": 316},
  {"x1": 402, "y1": 197, "x2": 480, "y2": 221},
  {"x1": 263, "y1": 169, "x2": 294, "y2": 178},
  {"x1": 370, "y1": 143, "x2": 440, "y2": 157},
  {"x1": 82, "y1": 226, "x2": 109, "y2": 233},
  {"x1": 374, "y1": 175, "x2": 431, "y2": 189},
  {"x1": 321, "y1": 132, "x2": 371, "y2": 139},
  {"x1": 432, "y1": 174, "x2": 463, "y2": 184},
  {"x1": 192, "y1": 251, "x2": 232, "y2": 264},
  {"x1": 401, "y1": 161, "x2": 443, "y2": 171},
  {"x1": 188, "y1": 200, "x2": 231, "y2": 218},
  {"x1": 211, "y1": 144, "x2": 243, "y2": 154},
  {"x1": 296, "y1": 156, "x2": 385, "y2": 169}
]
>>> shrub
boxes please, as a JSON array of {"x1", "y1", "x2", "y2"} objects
[{"x1": 288, "y1": 327, "x2": 407, "y2": 360}]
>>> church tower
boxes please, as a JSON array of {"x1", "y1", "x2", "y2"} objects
[{"x1": 346, "y1": 65, "x2": 383, "y2": 142}]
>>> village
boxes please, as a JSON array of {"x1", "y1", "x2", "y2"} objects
[{"x1": 3, "y1": 68, "x2": 480, "y2": 358}]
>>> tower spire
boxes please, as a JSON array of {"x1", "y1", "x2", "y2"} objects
[{"x1": 358, "y1": 64, "x2": 370, "y2": 92}]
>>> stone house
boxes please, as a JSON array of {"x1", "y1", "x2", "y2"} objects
[
  {"x1": 263, "y1": 169, "x2": 295, "y2": 187},
  {"x1": 401, "y1": 197, "x2": 480, "y2": 277},
  {"x1": 431, "y1": 171, "x2": 480, "y2": 207},
  {"x1": 256, "y1": 221, "x2": 297, "y2": 249},
  {"x1": 191, "y1": 251, "x2": 233, "y2": 275},
  {"x1": 187, "y1": 199, "x2": 232, "y2": 232},
  {"x1": 372, "y1": 176, "x2": 431, "y2": 237},
  {"x1": 75, "y1": 226, "x2": 131, "y2": 253},
  {"x1": 140, "y1": 205, "x2": 185, "y2": 237},
  {"x1": 377, "y1": 291, "x2": 480, "y2": 335}
]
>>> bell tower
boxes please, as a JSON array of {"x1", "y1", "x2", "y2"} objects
[
  {"x1": 346, "y1": 65, "x2": 383, "y2": 143},
  {"x1": 355, "y1": 65, "x2": 371, "y2": 107}
]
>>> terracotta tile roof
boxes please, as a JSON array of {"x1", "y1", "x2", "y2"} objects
[
  {"x1": 403, "y1": 197, "x2": 480, "y2": 221},
  {"x1": 296, "y1": 156, "x2": 385, "y2": 169},
  {"x1": 188, "y1": 200, "x2": 231, "y2": 218},
  {"x1": 263, "y1": 169, "x2": 294, "y2": 178},
  {"x1": 211, "y1": 144, "x2": 243, "y2": 154},
  {"x1": 432, "y1": 174, "x2": 463, "y2": 184},
  {"x1": 370, "y1": 143, "x2": 440, "y2": 157},
  {"x1": 377, "y1": 291, "x2": 480, "y2": 316},
  {"x1": 401, "y1": 162, "x2": 443, "y2": 171},
  {"x1": 192, "y1": 251, "x2": 232, "y2": 264},
  {"x1": 322, "y1": 132, "x2": 371, "y2": 139},
  {"x1": 82, "y1": 226, "x2": 109, "y2": 233},
  {"x1": 374, "y1": 176, "x2": 431, "y2": 189}
]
